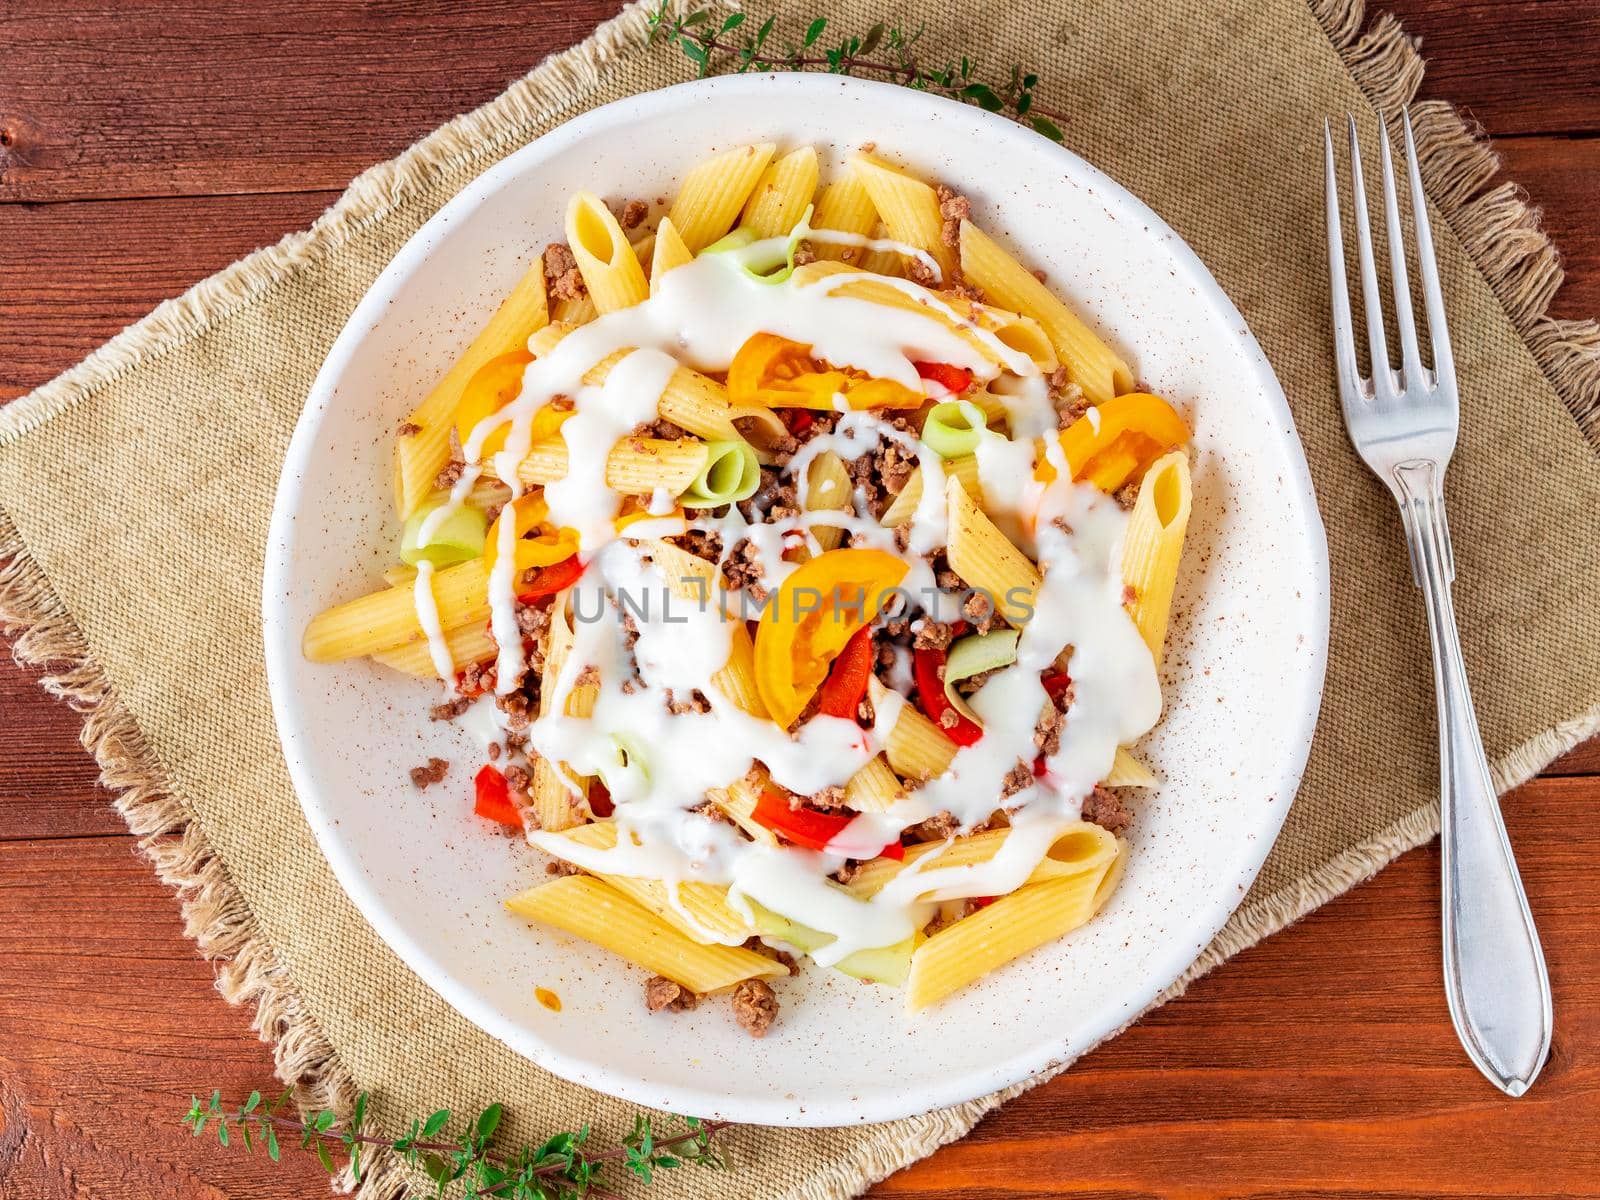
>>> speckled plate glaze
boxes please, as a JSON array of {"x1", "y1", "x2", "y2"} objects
[{"x1": 264, "y1": 74, "x2": 1329, "y2": 1127}]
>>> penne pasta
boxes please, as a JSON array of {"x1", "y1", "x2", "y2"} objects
[
  {"x1": 1105, "y1": 747, "x2": 1157, "y2": 788},
  {"x1": 668, "y1": 143, "x2": 777, "y2": 252},
  {"x1": 394, "y1": 255, "x2": 549, "y2": 517},
  {"x1": 304, "y1": 558, "x2": 490, "y2": 662},
  {"x1": 879, "y1": 454, "x2": 981, "y2": 528},
  {"x1": 846, "y1": 821, "x2": 1119, "y2": 900},
  {"x1": 802, "y1": 450, "x2": 853, "y2": 553},
  {"x1": 849, "y1": 151, "x2": 956, "y2": 278},
  {"x1": 649, "y1": 216, "x2": 694, "y2": 294},
  {"x1": 372, "y1": 620, "x2": 496, "y2": 677},
  {"x1": 869, "y1": 677, "x2": 957, "y2": 782},
  {"x1": 552, "y1": 821, "x2": 753, "y2": 943},
  {"x1": 842, "y1": 754, "x2": 906, "y2": 814},
  {"x1": 505, "y1": 875, "x2": 787, "y2": 993},
  {"x1": 958, "y1": 220, "x2": 1132, "y2": 406},
  {"x1": 740, "y1": 145, "x2": 820, "y2": 239},
  {"x1": 905, "y1": 863, "x2": 1115, "y2": 1009},
  {"x1": 1121, "y1": 450, "x2": 1192, "y2": 664},
  {"x1": 944, "y1": 476, "x2": 1042, "y2": 626},
  {"x1": 566, "y1": 191, "x2": 650, "y2": 313},
  {"x1": 515, "y1": 436, "x2": 709, "y2": 496}
]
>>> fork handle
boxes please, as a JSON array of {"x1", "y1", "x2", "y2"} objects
[{"x1": 1394, "y1": 460, "x2": 1552, "y2": 1096}]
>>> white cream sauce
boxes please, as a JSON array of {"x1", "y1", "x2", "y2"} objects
[
  {"x1": 417, "y1": 241, "x2": 1159, "y2": 964},
  {"x1": 411, "y1": 560, "x2": 455, "y2": 687}
]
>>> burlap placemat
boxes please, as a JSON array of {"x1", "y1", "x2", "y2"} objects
[{"x1": 3, "y1": 0, "x2": 1598, "y2": 1195}]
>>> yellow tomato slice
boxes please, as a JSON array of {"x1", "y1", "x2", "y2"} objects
[
  {"x1": 754, "y1": 548, "x2": 910, "y2": 728},
  {"x1": 485, "y1": 495, "x2": 579, "y2": 577},
  {"x1": 453, "y1": 349, "x2": 533, "y2": 459}
]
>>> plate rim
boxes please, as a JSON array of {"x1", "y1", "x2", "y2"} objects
[{"x1": 263, "y1": 71, "x2": 1331, "y2": 1126}]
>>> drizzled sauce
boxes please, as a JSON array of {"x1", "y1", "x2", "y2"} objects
[{"x1": 416, "y1": 246, "x2": 1159, "y2": 962}]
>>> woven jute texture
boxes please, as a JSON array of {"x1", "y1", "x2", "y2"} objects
[{"x1": 3, "y1": 1, "x2": 1598, "y2": 1195}]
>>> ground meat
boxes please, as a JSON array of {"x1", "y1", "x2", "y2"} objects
[
  {"x1": 630, "y1": 416, "x2": 687, "y2": 441},
  {"x1": 503, "y1": 763, "x2": 531, "y2": 796},
  {"x1": 516, "y1": 600, "x2": 552, "y2": 638},
  {"x1": 961, "y1": 589, "x2": 1000, "y2": 633},
  {"x1": 673, "y1": 528, "x2": 723, "y2": 563},
  {"x1": 953, "y1": 666, "x2": 1001, "y2": 697},
  {"x1": 737, "y1": 468, "x2": 800, "y2": 522},
  {"x1": 792, "y1": 241, "x2": 816, "y2": 266},
  {"x1": 719, "y1": 538, "x2": 768, "y2": 602},
  {"x1": 574, "y1": 664, "x2": 600, "y2": 689},
  {"x1": 808, "y1": 784, "x2": 847, "y2": 810},
  {"x1": 949, "y1": 278, "x2": 985, "y2": 305},
  {"x1": 434, "y1": 429, "x2": 466, "y2": 489},
  {"x1": 1082, "y1": 784, "x2": 1133, "y2": 834},
  {"x1": 730, "y1": 978, "x2": 779, "y2": 1037},
  {"x1": 1053, "y1": 375, "x2": 1091, "y2": 428},
  {"x1": 664, "y1": 688, "x2": 712, "y2": 715},
  {"x1": 645, "y1": 976, "x2": 698, "y2": 1013},
  {"x1": 620, "y1": 199, "x2": 648, "y2": 229},
  {"x1": 544, "y1": 858, "x2": 582, "y2": 876},
  {"x1": 504, "y1": 729, "x2": 528, "y2": 751},
  {"x1": 486, "y1": 741, "x2": 502, "y2": 761},
  {"x1": 409, "y1": 757, "x2": 448, "y2": 788},
  {"x1": 912, "y1": 619, "x2": 959, "y2": 651},
  {"x1": 906, "y1": 255, "x2": 939, "y2": 287},
  {"x1": 694, "y1": 801, "x2": 731, "y2": 823},
  {"x1": 397, "y1": 420, "x2": 421, "y2": 436},
  {"x1": 1113, "y1": 482, "x2": 1140, "y2": 510},
  {"x1": 496, "y1": 689, "x2": 533, "y2": 731},
  {"x1": 1121, "y1": 583, "x2": 1138, "y2": 606},
  {"x1": 936, "y1": 184, "x2": 972, "y2": 249},
  {"x1": 844, "y1": 422, "x2": 917, "y2": 517},
  {"x1": 543, "y1": 242, "x2": 587, "y2": 300},
  {"x1": 1001, "y1": 758, "x2": 1035, "y2": 798},
  {"x1": 1034, "y1": 704, "x2": 1064, "y2": 757},
  {"x1": 428, "y1": 696, "x2": 472, "y2": 722},
  {"x1": 904, "y1": 811, "x2": 960, "y2": 842},
  {"x1": 831, "y1": 860, "x2": 863, "y2": 885},
  {"x1": 457, "y1": 661, "x2": 495, "y2": 697},
  {"x1": 874, "y1": 438, "x2": 915, "y2": 496}
]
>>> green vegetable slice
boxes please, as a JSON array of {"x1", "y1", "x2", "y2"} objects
[
  {"x1": 920, "y1": 399, "x2": 989, "y2": 459},
  {"x1": 400, "y1": 501, "x2": 487, "y2": 567},
  {"x1": 704, "y1": 206, "x2": 813, "y2": 285},
  {"x1": 746, "y1": 900, "x2": 918, "y2": 986},
  {"x1": 680, "y1": 440, "x2": 761, "y2": 507},
  {"x1": 942, "y1": 628, "x2": 1021, "y2": 725}
]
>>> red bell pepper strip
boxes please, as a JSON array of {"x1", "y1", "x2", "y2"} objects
[
  {"x1": 588, "y1": 779, "x2": 614, "y2": 819},
  {"x1": 912, "y1": 646, "x2": 983, "y2": 746},
  {"x1": 817, "y1": 626, "x2": 874, "y2": 722},
  {"x1": 1041, "y1": 671, "x2": 1073, "y2": 702},
  {"x1": 517, "y1": 554, "x2": 584, "y2": 602},
  {"x1": 780, "y1": 407, "x2": 815, "y2": 436},
  {"x1": 913, "y1": 361, "x2": 974, "y2": 394},
  {"x1": 971, "y1": 895, "x2": 996, "y2": 909},
  {"x1": 473, "y1": 764, "x2": 522, "y2": 828},
  {"x1": 754, "y1": 789, "x2": 902, "y2": 860}
]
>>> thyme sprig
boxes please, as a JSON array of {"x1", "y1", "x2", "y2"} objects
[
  {"x1": 183, "y1": 1089, "x2": 729, "y2": 1199},
  {"x1": 645, "y1": 3, "x2": 1066, "y2": 141}
]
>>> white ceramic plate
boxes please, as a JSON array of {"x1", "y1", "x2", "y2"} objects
[{"x1": 264, "y1": 74, "x2": 1328, "y2": 1126}]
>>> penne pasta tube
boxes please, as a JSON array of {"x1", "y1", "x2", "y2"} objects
[
  {"x1": 649, "y1": 216, "x2": 694, "y2": 294},
  {"x1": 552, "y1": 821, "x2": 753, "y2": 943},
  {"x1": 869, "y1": 677, "x2": 957, "y2": 782},
  {"x1": 515, "y1": 436, "x2": 709, "y2": 496},
  {"x1": 905, "y1": 863, "x2": 1114, "y2": 1009},
  {"x1": 505, "y1": 875, "x2": 787, "y2": 993},
  {"x1": 528, "y1": 325, "x2": 785, "y2": 446},
  {"x1": 1104, "y1": 747, "x2": 1157, "y2": 788},
  {"x1": 944, "y1": 476, "x2": 1042, "y2": 626},
  {"x1": 304, "y1": 558, "x2": 490, "y2": 662},
  {"x1": 802, "y1": 450, "x2": 852, "y2": 553},
  {"x1": 849, "y1": 151, "x2": 956, "y2": 278},
  {"x1": 958, "y1": 220, "x2": 1132, "y2": 406},
  {"x1": 846, "y1": 821, "x2": 1119, "y2": 900},
  {"x1": 566, "y1": 191, "x2": 650, "y2": 313},
  {"x1": 879, "y1": 454, "x2": 980, "y2": 528},
  {"x1": 669, "y1": 143, "x2": 777, "y2": 252},
  {"x1": 1121, "y1": 450, "x2": 1192, "y2": 664},
  {"x1": 740, "y1": 145, "x2": 820, "y2": 239},
  {"x1": 842, "y1": 754, "x2": 907, "y2": 814},
  {"x1": 395, "y1": 256, "x2": 549, "y2": 517},
  {"x1": 372, "y1": 620, "x2": 496, "y2": 677}
]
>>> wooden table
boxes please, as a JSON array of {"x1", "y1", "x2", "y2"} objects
[{"x1": 2, "y1": 3, "x2": 1596, "y2": 1196}]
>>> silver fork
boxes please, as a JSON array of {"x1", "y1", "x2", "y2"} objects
[{"x1": 1324, "y1": 110, "x2": 1552, "y2": 1096}]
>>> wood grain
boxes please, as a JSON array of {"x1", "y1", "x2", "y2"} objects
[{"x1": 0, "y1": 1, "x2": 1596, "y2": 1198}]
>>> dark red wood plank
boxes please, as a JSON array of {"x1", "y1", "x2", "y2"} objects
[
  {"x1": 0, "y1": 189, "x2": 338, "y2": 397},
  {"x1": 1392, "y1": 0, "x2": 1600, "y2": 136},
  {"x1": 0, "y1": 836, "x2": 329, "y2": 1199},
  {"x1": 0, "y1": 661, "x2": 120, "y2": 841},
  {"x1": 0, "y1": 0, "x2": 626, "y2": 202}
]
